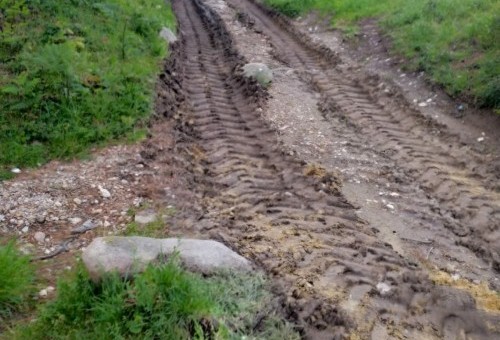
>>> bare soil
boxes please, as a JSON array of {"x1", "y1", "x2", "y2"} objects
[{"x1": 1, "y1": 0, "x2": 499, "y2": 338}]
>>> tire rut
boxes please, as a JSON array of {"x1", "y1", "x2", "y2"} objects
[
  {"x1": 227, "y1": 0, "x2": 500, "y2": 273},
  {"x1": 157, "y1": 0, "x2": 498, "y2": 339},
  {"x1": 162, "y1": 0, "x2": 500, "y2": 338}
]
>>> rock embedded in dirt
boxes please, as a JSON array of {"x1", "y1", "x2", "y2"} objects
[
  {"x1": 98, "y1": 185, "x2": 111, "y2": 198},
  {"x1": 34, "y1": 231, "x2": 46, "y2": 244},
  {"x1": 134, "y1": 209, "x2": 157, "y2": 225},
  {"x1": 159, "y1": 27, "x2": 177, "y2": 44},
  {"x1": 242, "y1": 63, "x2": 273, "y2": 87},
  {"x1": 68, "y1": 217, "x2": 83, "y2": 225},
  {"x1": 71, "y1": 219, "x2": 98, "y2": 234},
  {"x1": 82, "y1": 236, "x2": 252, "y2": 280}
]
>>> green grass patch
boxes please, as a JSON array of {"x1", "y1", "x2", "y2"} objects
[
  {"x1": 264, "y1": 0, "x2": 500, "y2": 109},
  {"x1": 0, "y1": 0, "x2": 176, "y2": 175},
  {"x1": 0, "y1": 241, "x2": 35, "y2": 321},
  {"x1": 10, "y1": 259, "x2": 298, "y2": 339},
  {"x1": 122, "y1": 219, "x2": 166, "y2": 238}
]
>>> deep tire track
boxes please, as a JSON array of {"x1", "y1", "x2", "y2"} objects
[
  {"x1": 160, "y1": 0, "x2": 500, "y2": 338},
  {"x1": 227, "y1": 0, "x2": 500, "y2": 273}
]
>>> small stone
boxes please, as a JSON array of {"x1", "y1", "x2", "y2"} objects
[
  {"x1": 376, "y1": 282, "x2": 392, "y2": 295},
  {"x1": 21, "y1": 226, "x2": 29, "y2": 233},
  {"x1": 73, "y1": 198, "x2": 82, "y2": 205},
  {"x1": 36, "y1": 215, "x2": 46, "y2": 223},
  {"x1": 34, "y1": 231, "x2": 46, "y2": 243},
  {"x1": 103, "y1": 220, "x2": 111, "y2": 228},
  {"x1": 71, "y1": 219, "x2": 98, "y2": 234},
  {"x1": 418, "y1": 102, "x2": 427, "y2": 107},
  {"x1": 11, "y1": 168, "x2": 21, "y2": 174},
  {"x1": 46, "y1": 286, "x2": 55, "y2": 293},
  {"x1": 242, "y1": 63, "x2": 273, "y2": 87},
  {"x1": 477, "y1": 137, "x2": 484, "y2": 142},
  {"x1": 55, "y1": 201, "x2": 62, "y2": 207},
  {"x1": 451, "y1": 274, "x2": 460, "y2": 281},
  {"x1": 386, "y1": 204, "x2": 395, "y2": 210},
  {"x1": 19, "y1": 243, "x2": 36, "y2": 255},
  {"x1": 38, "y1": 289, "x2": 48, "y2": 297},
  {"x1": 134, "y1": 209, "x2": 157, "y2": 225},
  {"x1": 159, "y1": 27, "x2": 177, "y2": 44},
  {"x1": 98, "y1": 185, "x2": 111, "y2": 198},
  {"x1": 69, "y1": 217, "x2": 83, "y2": 225}
]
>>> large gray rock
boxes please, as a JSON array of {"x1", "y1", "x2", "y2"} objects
[
  {"x1": 159, "y1": 27, "x2": 177, "y2": 44},
  {"x1": 242, "y1": 63, "x2": 273, "y2": 87},
  {"x1": 82, "y1": 236, "x2": 251, "y2": 280}
]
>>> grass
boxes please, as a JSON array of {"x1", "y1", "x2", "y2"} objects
[
  {"x1": 264, "y1": 0, "x2": 500, "y2": 110},
  {"x1": 0, "y1": 0, "x2": 176, "y2": 179},
  {"x1": 0, "y1": 241, "x2": 35, "y2": 321},
  {"x1": 8, "y1": 259, "x2": 299, "y2": 339},
  {"x1": 122, "y1": 219, "x2": 167, "y2": 238}
]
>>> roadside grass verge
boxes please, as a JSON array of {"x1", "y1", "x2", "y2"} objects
[
  {"x1": 0, "y1": 241, "x2": 35, "y2": 324},
  {"x1": 0, "y1": 0, "x2": 176, "y2": 179},
  {"x1": 10, "y1": 259, "x2": 299, "y2": 339},
  {"x1": 263, "y1": 0, "x2": 500, "y2": 110}
]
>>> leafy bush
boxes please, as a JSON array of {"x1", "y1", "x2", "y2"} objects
[
  {"x1": 0, "y1": 0, "x2": 176, "y2": 178},
  {"x1": 0, "y1": 241, "x2": 34, "y2": 319},
  {"x1": 14, "y1": 260, "x2": 298, "y2": 339}
]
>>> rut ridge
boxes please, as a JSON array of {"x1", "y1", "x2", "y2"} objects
[{"x1": 153, "y1": 0, "x2": 500, "y2": 338}]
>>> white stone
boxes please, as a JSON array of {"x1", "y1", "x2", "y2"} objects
[
  {"x1": 38, "y1": 289, "x2": 48, "y2": 297},
  {"x1": 159, "y1": 27, "x2": 177, "y2": 44},
  {"x1": 34, "y1": 231, "x2": 46, "y2": 243},
  {"x1": 376, "y1": 282, "x2": 392, "y2": 295},
  {"x1": 98, "y1": 185, "x2": 111, "y2": 198},
  {"x1": 11, "y1": 168, "x2": 21, "y2": 174},
  {"x1": 21, "y1": 226, "x2": 29, "y2": 233},
  {"x1": 477, "y1": 137, "x2": 484, "y2": 142},
  {"x1": 83, "y1": 236, "x2": 252, "y2": 281},
  {"x1": 69, "y1": 217, "x2": 83, "y2": 225},
  {"x1": 73, "y1": 198, "x2": 82, "y2": 205}
]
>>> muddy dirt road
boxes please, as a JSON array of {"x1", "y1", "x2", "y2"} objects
[{"x1": 160, "y1": 0, "x2": 500, "y2": 338}]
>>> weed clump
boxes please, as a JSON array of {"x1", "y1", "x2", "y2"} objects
[
  {"x1": 0, "y1": 241, "x2": 34, "y2": 320},
  {"x1": 14, "y1": 260, "x2": 299, "y2": 339}
]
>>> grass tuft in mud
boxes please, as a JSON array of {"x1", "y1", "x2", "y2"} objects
[
  {"x1": 10, "y1": 259, "x2": 298, "y2": 339},
  {"x1": 0, "y1": 241, "x2": 35, "y2": 321},
  {"x1": 0, "y1": 0, "x2": 176, "y2": 179},
  {"x1": 264, "y1": 0, "x2": 500, "y2": 110}
]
